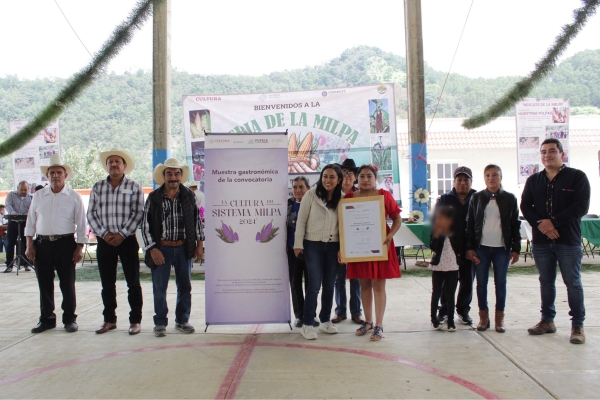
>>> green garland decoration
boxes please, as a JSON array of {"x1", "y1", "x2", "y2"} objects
[
  {"x1": 0, "y1": 0, "x2": 163, "y2": 157},
  {"x1": 462, "y1": 0, "x2": 600, "y2": 130}
]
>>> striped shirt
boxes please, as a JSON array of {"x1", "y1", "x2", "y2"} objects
[
  {"x1": 5, "y1": 191, "x2": 32, "y2": 215},
  {"x1": 87, "y1": 176, "x2": 144, "y2": 239},
  {"x1": 141, "y1": 189, "x2": 204, "y2": 250}
]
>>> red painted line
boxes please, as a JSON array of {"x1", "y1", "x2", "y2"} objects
[
  {"x1": 0, "y1": 342, "x2": 238, "y2": 387},
  {"x1": 0, "y1": 328, "x2": 498, "y2": 400},
  {"x1": 255, "y1": 343, "x2": 499, "y2": 400},
  {"x1": 216, "y1": 325, "x2": 264, "y2": 400}
]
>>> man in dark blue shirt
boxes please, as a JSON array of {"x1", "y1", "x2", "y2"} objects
[
  {"x1": 521, "y1": 138, "x2": 590, "y2": 345},
  {"x1": 436, "y1": 167, "x2": 477, "y2": 325}
]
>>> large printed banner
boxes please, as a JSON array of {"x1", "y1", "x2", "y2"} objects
[
  {"x1": 183, "y1": 84, "x2": 401, "y2": 203},
  {"x1": 204, "y1": 134, "x2": 291, "y2": 325},
  {"x1": 9, "y1": 120, "x2": 60, "y2": 190},
  {"x1": 516, "y1": 98, "x2": 569, "y2": 184}
]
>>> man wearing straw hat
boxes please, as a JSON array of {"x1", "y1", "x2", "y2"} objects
[
  {"x1": 142, "y1": 158, "x2": 204, "y2": 337},
  {"x1": 25, "y1": 154, "x2": 87, "y2": 334},
  {"x1": 88, "y1": 148, "x2": 144, "y2": 335},
  {"x1": 186, "y1": 180, "x2": 205, "y2": 208}
]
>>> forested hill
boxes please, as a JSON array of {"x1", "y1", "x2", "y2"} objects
[{"x1": 1, "y1": 46, "x2": 599, "y2": 189}]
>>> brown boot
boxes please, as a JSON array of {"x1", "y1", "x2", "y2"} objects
[
  {"x1": 528, "y1": 320, "x2": 556, "y2": 335},
  {"x1": 477, "y1": 310, "x2": 490, "y2": 331},
  {"x1": 570, "y1": 327, "x2": 585, "y2": 344},
  {"x1": 495, "y1": 311, "x2": 505, "y2": 333}
]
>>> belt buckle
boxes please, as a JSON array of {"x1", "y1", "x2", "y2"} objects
[{"x1": 49, "y1": 235, "x2": 57, "y2": 241}]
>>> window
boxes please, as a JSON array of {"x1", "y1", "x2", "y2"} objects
[{"x1": 437, "y1": 163, "x2": 458, "y2": 195}]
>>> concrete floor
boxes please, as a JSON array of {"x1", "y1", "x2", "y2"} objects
[{"x1": 0, "y1": 269, "x2": 599, "y2": 399}]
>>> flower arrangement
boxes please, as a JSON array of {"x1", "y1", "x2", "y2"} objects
[{"x1": 413, "y1": 188, "x2": 430, "y2": 204}]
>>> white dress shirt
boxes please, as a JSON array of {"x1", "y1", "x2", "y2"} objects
[{"x1": 25, "y1": 185, "x2": 87, "y2": 243}]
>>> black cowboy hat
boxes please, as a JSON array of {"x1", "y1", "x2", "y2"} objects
[{"x1": 335, "y1": 158, "x2": 358, "y2": 173}]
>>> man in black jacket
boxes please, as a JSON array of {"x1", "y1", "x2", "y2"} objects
[
  {"x1": 521, "y1": 138, "x2": 590, "y2": 345},
  {"x1": 142, "y1": 158, "x2": 204, "y2": 337},
  {"x1": 435, "y1": 167, "x2": 477, "y2": 325}
]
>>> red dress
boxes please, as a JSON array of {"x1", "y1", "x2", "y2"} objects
[{"x1": 346, "y1": 189, "x2": 402, "y2": 279}]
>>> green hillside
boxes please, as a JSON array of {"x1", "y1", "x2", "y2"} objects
[{"x1": 1, "y1": 46, "x2": 599, "y2": 189}]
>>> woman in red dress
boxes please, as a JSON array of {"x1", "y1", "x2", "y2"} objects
[{"x1": 345, "y1": 165, "x2": 401, "y2": 341}]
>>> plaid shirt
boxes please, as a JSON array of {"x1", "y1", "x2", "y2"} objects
[
  {"x1": 141, "y1": 189, "x2": 204, "y2": 250},
  {"x1": 87, "y1": 176, "x2": 144, "y2": 239}
]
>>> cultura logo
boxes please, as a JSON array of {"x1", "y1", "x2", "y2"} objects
[{"x1": 377, "y1": 85, "x2": 387, "y2": 94}]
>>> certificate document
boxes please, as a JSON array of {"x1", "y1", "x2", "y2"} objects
[{"x1": 338, "y1": 196, "x2": 388, "y2": 263}]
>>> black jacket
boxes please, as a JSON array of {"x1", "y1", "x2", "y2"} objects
[
  {"x1": 433, "y1": 188, "x2": 476, "y2": 259},
  {"x1": 520, "y1": 167, "x2": 590, "y2": 246},
  {"x1": 466, "y1": 188, "x2": 521, "y2": 253},
  {"x1": 429, "y1": 234, "x2": 461, "y2": 266},
  {"x1": 144, "y1": 184, "x2": 200, "y2": 269}
]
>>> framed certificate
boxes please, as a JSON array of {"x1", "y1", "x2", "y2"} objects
[{"x1": 338, "y1": 196, "x2": 388, "y2": 263}]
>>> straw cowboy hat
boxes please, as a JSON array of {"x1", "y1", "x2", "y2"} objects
[
  {"x1": 40, "y1": 154, "x2": 74, "y2": 180},
  {"x1": 99, "y1": 148, "x2": 135, "y2": 175},
  {"x1": 186, "y1": 180, "x2": 199, "y2": 188},
  {"x1": 153, "y1": 158, "x2": 190, "y2": 185}
]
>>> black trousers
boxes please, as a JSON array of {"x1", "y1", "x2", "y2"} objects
[
  {"x1": 287, "y1": 248, "x2": 307, "y2": 319},
  {"x1": 34, "y1": 236, "x2": 77, "y2": 325},
  {"x1": 97, "y1": 235, "x2": 143, "y2": 324},
  {"x1": 439, "y1": 258, "x2": 475, "y2": 315},
  {"x1": 6, "y1": 220, "x2": 28, "y2": 267},
  {"x1": 431, "y1": 270, "x2": 459, "y2": 323}
]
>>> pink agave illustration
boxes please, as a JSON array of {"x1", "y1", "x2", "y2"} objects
[
  {"x1": 256, "y1": 220, "x2": 279, "y2": 243},
  {"x1": 216, "y1": 221, "x2": 239, "y2": 244}
]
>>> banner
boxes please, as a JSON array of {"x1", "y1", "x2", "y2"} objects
[
  {"x1": 9, "y1": 120, "x2": 60, "y2": 191},
  {"x1": 204, "y1": 133, "x2": 290, "y2": 325},
  {"x1": 516, "y1": 98, "x2": 569, "y2": 184},
  {"x1": 182, "y1": 84, "x2": 401, "y2": 204}
]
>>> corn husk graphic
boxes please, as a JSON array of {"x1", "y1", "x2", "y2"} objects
[{"x1": 256, "y1": 220, "x2": 279, "y2": 243}]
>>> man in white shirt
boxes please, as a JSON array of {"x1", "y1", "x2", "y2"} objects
[
  {"x1": 186, "y1": 181, "x2": 205, "y2": 208},
  {"x1": 25, "y1": 155, "x2": 87, "y2": 334},
  {"x1": 4, "y1": 181, "x2": 33, "y2": 272}
]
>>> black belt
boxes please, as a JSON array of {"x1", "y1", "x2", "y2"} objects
[{"x1": 37, "y1": 233, "x2": 74, "y2": 241}]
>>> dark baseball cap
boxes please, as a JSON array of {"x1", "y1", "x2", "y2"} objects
[{"x1": 453, "y1": 166, "x2": 472, "y2": 179}]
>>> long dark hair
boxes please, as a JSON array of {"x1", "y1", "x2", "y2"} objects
[
  {"x1": 315, "y1": 164, "x2": 343, "y2": 209},
  {"x1": 484, "y1": 164, "x2": 503, "y2": 189}
]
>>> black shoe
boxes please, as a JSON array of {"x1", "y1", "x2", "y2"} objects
[
  {"x1": 431, "y1": 318, "x2": 442, "y2": 330},
  {"x1": 3, "y1": 267, "x2": 13, "y2": 273},
  {"x1": 65, "y1": 322, "x2": 79, "y2": 333},
  {"x1": 437, "y1": 312, "x2": 448, "y2": 324},
  {"x1": 448, "y1": 321, "x2": 457, "y2": 332},
  {"x1": 31, "y1": 322, "x2": 56, "y2": 334},
  {"x1": 294, "y1": 318, "x2": 302, "y2": 328},
  {"x1": 313, "y1": 317, "x2": 320, "y2": 327},
  {"x1": 458, "y1": 311, "x2": 473, "y2": 325}
]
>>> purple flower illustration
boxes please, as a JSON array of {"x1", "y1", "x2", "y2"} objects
[
  {"x1": 256, "y1": 220, "x2": 279, "y2": 243},
  {"x1": 216, "y1": 221, "x2": 239, "y2": 244}
]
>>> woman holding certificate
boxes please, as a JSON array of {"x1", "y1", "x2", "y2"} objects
[
  {"x1": 294, "y1": 164, "x2": 344, "y2": 340},
  {"x1": 345, "y1": 165, "x2": 401, "y2": 341}
]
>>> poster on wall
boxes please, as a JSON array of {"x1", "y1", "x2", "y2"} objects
[
  {"x1": 516, "y1": 98, "x2": 569, "y2": 184},
  {"x1": 204, "y1": 133, "x2": 290, "y2": 326},
  {"x1": 183, "y1": 84, "x2": 401, "y2": 204},
  {"x1": 9, "y1": 120, "x2": 60, "y2": 191}
]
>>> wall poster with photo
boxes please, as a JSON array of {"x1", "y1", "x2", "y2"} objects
[
  {"x1": 9, "y1": 119, "x2": 61, "y2": 191},
  {"x1": 515, "y1": 98, "x2": 569, "y2": 184}
]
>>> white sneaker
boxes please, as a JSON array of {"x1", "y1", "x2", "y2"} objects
[
  {"x1": 319, "y1": 321, "x2": 338, "y2": 334},
  {"x1": 301, "y1": 325, "x2": 317, "y2": 340}
]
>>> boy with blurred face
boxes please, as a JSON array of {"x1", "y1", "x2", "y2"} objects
[{"x1": 521, "y1": 138, "x2": 590, "y2": 344}]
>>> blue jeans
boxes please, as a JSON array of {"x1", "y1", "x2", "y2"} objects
[
  {"x1": 475, "y1": 246, "x2": 510, "y2": 312},
  {"x1": 150, "y1": 245, "x2": 193, "y2": 326},
  {"x1": 334, "y1": 264, "x2": 362, "y2": 317},
  {"x1": 0, "y1": 237, "x2": 7, "y2": 253},
  {"x1": 532, "y1": 243, "x2": 585, "y2": 327},
  {"x1": 302, "y1": 240, "x2": 339, "y2": 327}
]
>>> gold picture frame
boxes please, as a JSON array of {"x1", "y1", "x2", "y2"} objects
[{"x1": 338, "y1": 196, "x2": 388, "y2": 263}]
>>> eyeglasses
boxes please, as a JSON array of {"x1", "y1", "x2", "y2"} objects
[{"x1": 342, "y1": 171, "x2": 355, "y2": 176}]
